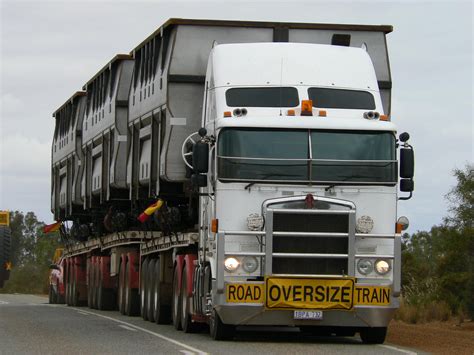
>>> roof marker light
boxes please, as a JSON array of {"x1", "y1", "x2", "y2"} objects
[
  {"x1": 301, "y1": 100, "x2": 313, "y2": 116},
  {"x1": 318, "y1": 110, "x2": 327, "y2": 117},
  {"x1": 223, "y1": 111, "x2": 232, "y2": 117},
  {"x1": 380, "y1": 114, "x2": 389, "y2": 121},
  {"x1": 287, "y1": 109, "x2": 295, "y2": 116}
]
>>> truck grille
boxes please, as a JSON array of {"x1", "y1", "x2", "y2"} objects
[{"x1": 271, "y1": 211, "x2": 349, "y2": 275}]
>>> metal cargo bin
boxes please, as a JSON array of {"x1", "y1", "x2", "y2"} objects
[
  {"x1": 51, "y1": 92, "x2": 87, "y2": 220},
  {"x1": 81, "y1": 55, "x2": 134, "y2": 209}
]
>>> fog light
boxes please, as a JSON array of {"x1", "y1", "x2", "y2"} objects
[
  {"x1": 356, "y1": 215, "x2": 374, "y2": 234},
  {"x1": 357, "y1": 259, "x2": 373, "y2": 275},
  {"x1": 224, "y1": 257, "x2": 240, "y2": 272},
  {"x1": 247, "y1": 213, "x2": 264, "y2": 231},
  {"x1": 241, "y1": 256, "x2": 258, "y2": 273},
  {"x1": 375, "y1": 259, "x2": 391, "y2": 275}
]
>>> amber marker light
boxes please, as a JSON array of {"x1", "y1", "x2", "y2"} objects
[
  {"x1": 211, "y1": 219, "x2": 219, "y2": 233},
  {"x1": 380, "y1": 114, "x2": 389, "y2": 121},
  {"x1": 223, "y1": 111, "x2": 232, "y2": 117},
  {"x1": 396, "y1": 223, "x2": 403, "y2": 234},
  {"x1": 287, "y1": 109, "x2": 295, "y2": 116},
  {"x1": 318, "y1": 110, "x2": 327, "y2": 117},
  {"x1": 301, "y1": 100, "x2": 313, "y2": 116}
]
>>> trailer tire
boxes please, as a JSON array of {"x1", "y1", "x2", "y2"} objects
[
  {"x1": 49, "y1": 284, "x2": 56, "y2": 304},
  {"x1": 71, "y1": 263, "x2": 79, "y2": 307},
  {"x1": 65, "y1": 264, "x2": 72, "y2": 306},
  {"x1": 153, "y1": 259, "x2": 171, "y2": 324},
  {"x1": 97, "y1": 262, "x2": 114, "y2": 311},
  {"x1": 210, "y1": 309, "x2": 235, "y2": 340},
  {"x1": 117, "y1": 260, "x2": 125, "y2": 314},
  {"x1": 181, "y1": 265, "x2": 198, "y2": 333},
  {"x1": 87, "y1": 260, "x2": 94, "y2": 308},
  {"x1": 146, "y1": 259, "x2": 156, "y2": 322},
  {"x1": 140, "y1": 258, "x2": 149, "y2": 320},
  {"x1": 92, "y1": 261, "x2": 99, "y2": 309},
  {"x1": 172, "y1": 265, "x2": 182, "y2": 330},
  {"x1": 360, "y1": 327, "x2": 387, "y2": 344},
  {"x1": 124, "y1": 259, "x2": 139, "y2": 316}
]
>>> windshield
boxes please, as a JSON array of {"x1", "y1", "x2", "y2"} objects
[
  {"x1": 226, "y1": 87, "x2": 299, "y2": 107},
  {"x1": 217, "y1": 128, "x2": 396, "y2": 184},
  {"x1": 308, "y1": 88, "x2": 375, "y2": 110}
]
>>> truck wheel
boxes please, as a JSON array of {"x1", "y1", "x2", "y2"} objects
[
  {"x1": 209, "y1": 309, "x2": 235, "y2": 340},
  {"x1": 124, "y1": 259, "x2": 140, "y2": 316},
  {"x1": 49, "y1": 285, "x2": 55, "y2": 304},
  {"x1": 172, "y1": 265, "x2": 182, "y2": 330},
  {"x1": 97, "y1": 261, "x2": 114, "y2": 311},
  {"x1": 65, "y1": 264, "x2": 72, "y2": 306},
  {"x1": 153, "y1": 259, "x2": 171, "y2": 324},
  {"x1": 140, "y1": 258, "x2": 149, "y2": 320},
  {"x1": 146, "y1": 259, "x2": 156, "y2": 322},
  {"x1": 87, "y1": 260, "x2": 94, "y2": 308},
  {"x1": 360, "y1": 327, "x2": 387, "y2": 344},
  {"x1": 92, "y1": 261, "x2": 98, "y2": 309},
  {"x1": 117, "y1": 260, "x2": 125, "y2": 314},
  {"x1": 181, "y1": 265, "x2": 198, "y2": 333}
]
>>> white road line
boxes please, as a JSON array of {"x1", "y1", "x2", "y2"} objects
[
  {"x1": 0, "y1": 300, "x2": 9, "y2": 305},
  {"x1": 119, "y1": 324, "x2": 138, "y2": 332},
  {"x1": 77, "y1": 311, "x2": 90, "y2": 316},
  {"x1": 179, "y1": 350, "x2": 196, "y2": 355},
  {"x1": 379, "y1": 344, "x2": 418, "y2": 354},
  {"x1": 68, "y1": 308, "x2": 208, "y2": 354}
]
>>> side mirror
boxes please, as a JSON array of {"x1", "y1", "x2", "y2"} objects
[
  {"x1": 192, "y1": 141, "x2": 209, "y2": 174},
  {"x1": 400, "y1": 179, "x2": 414, "y2": 192},
  {"x1": 400, "y1": 148, "x2": 414, "y2": 179},
  {"x1": 191, "y1": 173, "x2": 207, "y2": 187},
  {"x1": 49, "y1": 264, "x2": 60, "y2": 271}
]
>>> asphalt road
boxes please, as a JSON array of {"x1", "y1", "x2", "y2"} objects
[{"x1": 0, "y1": 294, "x2": 419, "y2": 355}]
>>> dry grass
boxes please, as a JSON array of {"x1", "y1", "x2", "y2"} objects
[{"x1": 395, "y1": 297, "x2": 452, "y2": 323}]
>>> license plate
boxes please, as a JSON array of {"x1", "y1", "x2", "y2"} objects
[
  {"x1": 294, "y1": 310, "x2": 323, "y2": 320},
  {"x1": 265, "y1": 277, "x2": 355, "y2": 310}
]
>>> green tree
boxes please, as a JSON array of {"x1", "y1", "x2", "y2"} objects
[{"x1": 0, "y1": 212, "x2": 61, "y2": 294}]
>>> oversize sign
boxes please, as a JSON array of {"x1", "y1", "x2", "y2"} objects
[
  {"x1": 265, "y1": 277, "x2": 355, "y2": 310},
  {"x1": 354, "y1": 286, "x2": 391, "y2": 306},
  {"x1": 226, "y1": 283, "x2": 264, "y2": 303}
]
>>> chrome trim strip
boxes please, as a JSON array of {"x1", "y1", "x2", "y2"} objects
[
  {"x1": 224, "y1": 252, "x2": 265, "y2": 257},
  {"x1": 265, "y1": 210, "x2": 273, "y2": 275},
  {"x1": 262, "y1": 195, "x2": 356, "y2": 212},
  {"x1": 348, "y1": 210, "x2": 356, "y2": 276},
  {"x1": 356, "y1": 233, "x2": 399, "y2": 239},
  {"x1": 217, "y1": 232, "x2": 225, "y2": 293},
  {"x1": 393, "y1": 234, "x2": 401, "y2": 296},
  {"x1": 269, "y1": 208, "x2": 354, "y2": 215},
  {"x1": 273, "y1": 231, "x2": 348, "y2": 237},
  {"x1": 355, "y1": 254, "x2": 394, "y2": 259},
  {"x1": 273, "y1": 252, "x2": 348, "y2": 259}
]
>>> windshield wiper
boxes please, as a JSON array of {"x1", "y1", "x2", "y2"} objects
[{"x1": 244, "y1": 173, "x2": 300, "y2": 190}]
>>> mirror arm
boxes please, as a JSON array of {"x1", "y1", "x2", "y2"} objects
[{"x1": 398, "y1": 190, "x2": 413, "y2": 201}]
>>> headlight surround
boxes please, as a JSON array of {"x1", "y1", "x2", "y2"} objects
[
  {"x1": 356, "y1": 215, "x2": 374, "y2": 234},
  {"x1": 241, "y1": 256, "x2": 258, "y2": 273},
  {"x1": 224, "y1": 257, "x2": 240, "y2": 272},
  {"x1": 374, "y1": 259, "x2": 391, "y2": 275},
  {"x1": 357, "y1": 259, "x2": 373, "y2": 275}
]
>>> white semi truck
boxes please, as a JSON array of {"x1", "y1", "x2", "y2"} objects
[{"x1": 50, "y1": 19, "x2": 414, "y2": 343}]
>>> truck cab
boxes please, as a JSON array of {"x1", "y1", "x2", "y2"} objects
[{"x1": 190, "y1": 42, "x2": 413, "y2": 341}]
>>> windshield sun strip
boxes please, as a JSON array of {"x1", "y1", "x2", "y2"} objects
[
  {"x1": 218, "y1": 178, "x2": 398, "y2": 185},
  {"x1": 217, "y1": 155, "x2": 396, "y2": 164}
]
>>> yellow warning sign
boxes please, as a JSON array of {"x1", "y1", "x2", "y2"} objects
[
  {"x1": 354, "y1": 286, "x2": 391, "y2": 306},
  {"x1": 265, "y1": 277, "x2": 354, "y2": 310},
  {"x1": 0, "y1": 211, "x2": 9, "y2": 226},
  {"x1": 226, "y1": 283, "x2": 264, "y2": 303}
]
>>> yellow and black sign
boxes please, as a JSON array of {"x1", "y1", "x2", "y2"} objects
[
  {"x1": 226, "y1": 283, "x2": 264, "y2": 303},
  {"x1": 354, "y1": 286, "x2": 391, "y2": 306},
  {"x1": 225, "y1": 279, "x2": 391, "y2": 309},
  {"x1": 265, "y1": 277, "x2": 355, "y2": 310},
  {"x1": 0, "y1": 211, "x2": 9, "y2": 226}
]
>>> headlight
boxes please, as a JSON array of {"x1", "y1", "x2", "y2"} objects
[
  {"x1": 241, "y1": 256, "x2": 258, "y2": 273},
  {"x1": 357, "y1": 259, "x2": 373, "y2": 275},
  {"x1": 224, "y1": 257, "x2": 240, "y2": 272},
  {"x1": 374, "y1": 259, "x2": 391, "y2": 275},
  {"x1": 247, "y1": 213, "x2": 264, "y2": 231},
  {"x1": 356, "y1": 215, "x2": 374, "y2": 234}
]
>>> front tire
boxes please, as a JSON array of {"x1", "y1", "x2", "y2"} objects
[
  {"x1": 209, "y1": 309, "x2": 235, "y2": 340},
  {"x1": 172, "y1": 265, "x2": 182, "y2": 330},
  {"x1": 360, "y1": 327, "x2": 387, "y2": 344}
]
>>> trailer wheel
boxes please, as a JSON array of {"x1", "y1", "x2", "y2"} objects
[
  {"x1": 97, "y1": 259, "x2": 114, "y2": 311},
  {"x1": 117, "y1": 260, "x2": 125, "y2": 314},
  {"x1": 146, "y1": 259, "x2": 156, "y2": 322},
  {"x1": 209, "y1": 309, "x2": 235, "y2": 340},
  {"x1": 92, "y1": 261, "x2": 99, "y2": 309},
  {"x1": 360, "y1": 327, "x2": 387, "y2": 344},
  {"x1": 172, "y1": 265, "x2": 182, "y2": 330},
  {"x1": 94, "y1": 260, "x2": 101, "y2": 310},
  {"x1": 71, "y1": 263, "x2": 79, "y2": 306},
  {"x1": 65, "y1": 264, "x2": 72, "y2": 306},
  {"x1": 180, "y1": 265, "x2": 198, "y2": 333},
  {"x1": 153, "y1": 259, "x2": 171, "y2": 324},
  {"x1": 87, "y1": 260, "x2": 93, "y2": 308},
  {"x1": 140, "y1": 258, "x2": 149, "y2": 320},
  {"x1": 49, "y1": 284, "x2": 56, "y2": 304},
  {"x1": 124, "y1": 259, "x2": 139, "y2": 316}
]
